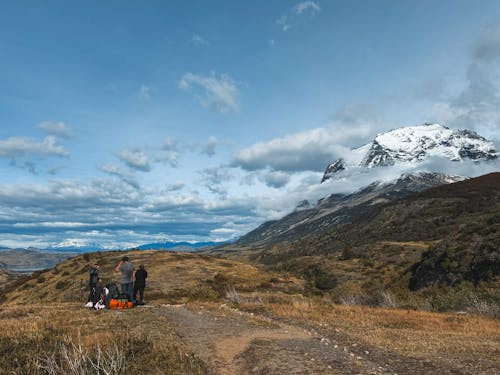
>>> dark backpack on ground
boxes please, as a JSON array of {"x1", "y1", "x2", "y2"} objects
[
  {"x1": 105, "y1": 283, "x2": 120, "y2": 308},
  {"x1": 117, "y1": 292, "x2": 131, "y2": 302},
  {"x1": 106, "y1": 283, "x2": 119, "y2": 298}
]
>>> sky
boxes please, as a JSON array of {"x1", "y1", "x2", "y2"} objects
[{"x1": 1, "y1": 0, "x2": 500, "y2": 249}]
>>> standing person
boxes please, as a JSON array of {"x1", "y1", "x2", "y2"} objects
[
  {"x1": 86, "y1": 263, "x2": 99, "y2": 307},
  {"x1": 133, "y1": 264, "x2": 148, "y2": 305},
  {"x1": 115, "y1": 256, "x2": 134, "y2": 299}
]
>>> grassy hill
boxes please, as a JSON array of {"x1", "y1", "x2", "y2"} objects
[{"x1": 0, "y1": 250, "x2": 304, "y2": 305}]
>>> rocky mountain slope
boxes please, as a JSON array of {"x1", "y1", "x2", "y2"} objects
[
  {"x1": 322, "y1": 123, "x2": 497, "y2": 182},
  {"x1": 229, "y1": 172, "x2": 463, "y2": 249}
]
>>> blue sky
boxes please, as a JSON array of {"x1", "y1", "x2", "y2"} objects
[{"x1": 1, "y1": 1, "x2": 499, "y2": 248}]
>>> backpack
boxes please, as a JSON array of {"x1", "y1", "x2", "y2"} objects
[
  {"x1": 117, "y1": 292, "x2": 131, "y2": 302},
  {"x1": 105, "y1": 283, "x2": 119, "y2": 299},
  {"x1": 109, "y1": 293, "x2": 134, "y2": 310},
  {"x1": 109, "y1": 299, "x2": 134, "y2": 309}
]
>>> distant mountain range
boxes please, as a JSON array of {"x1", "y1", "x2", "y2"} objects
[
  {"x1": 133, "y1": 241, "x2": 230, "y2": 251},
  {"x1": 322, "y1": 123, "x2": 497, "y2": 182}
]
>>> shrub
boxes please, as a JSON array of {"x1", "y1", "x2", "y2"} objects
[
  {"x1": 55, "y1": 280, "x2": 70, "y2": 290},
  {"x1": 225, "y1": 285, "x2": 241, "y2": 304},
  {"x1": 314, "y1": 273, "x2": 338, "y2": 290},
  {"x1": 378, "y1": 290, "x2": 398, "y2": 308}
]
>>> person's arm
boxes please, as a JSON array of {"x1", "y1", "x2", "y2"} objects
[{"x1": 115, "y1": 261, "x2": 122, "y2": 272}]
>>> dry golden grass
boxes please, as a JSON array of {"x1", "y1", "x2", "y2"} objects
[
  {"x1": 2, "y1": 250, "x2": 499, "y2": 373},
  {"x1": 1, "y1": 250, "x2": 305, "y2": 305},
  {"x1": 261, "y1": 297, "x2": 500, "y2": 372},
  {"x1": 0, "y1": 303, "x2": 207, "y2": 374}
]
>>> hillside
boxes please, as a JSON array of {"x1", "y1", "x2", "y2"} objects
[
  {"x1": 1, "y1": 250, "x2": 499, "y2": 374},
  {"x1": 0, "y1": 250, "x2": 304, "y2": 305},
  {"x1": 215, "y1": 173, "x2": 500, "y2": 313},
  {"x1": 0, "y1": 248, "x2": 75, "y2": 271},
  {"x1": 229, "y1": 172, "x2": 462, "y2": 249}
]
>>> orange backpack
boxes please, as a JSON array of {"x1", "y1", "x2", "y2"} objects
[
  {"x1": 108, "y1": 293, "x2": 134, "y2": 309},
  {"x1": 109, "y1": 299, "x2": 134, "y2": 309}
]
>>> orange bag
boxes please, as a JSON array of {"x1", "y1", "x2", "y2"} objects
[{"x1": 109, "y1": 299, "x2": 134, "y2": 309}]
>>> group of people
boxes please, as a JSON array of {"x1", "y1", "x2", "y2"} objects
[{"x1": 86, "y1": 255, "x2": 148, "y2": 308}]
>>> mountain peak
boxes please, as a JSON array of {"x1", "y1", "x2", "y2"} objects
[{"x1": 322, "y1": 124, "x2": 497, "y2": 182}]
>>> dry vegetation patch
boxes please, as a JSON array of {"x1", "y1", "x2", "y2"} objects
[
  {"x1": 1, "y1": 250, "x2": 305, "y2": 306},
  {"x1": 262, "y1": 297, "x2": 500, "y2": 374},
  {"x1": 0, "y1": 303, "x2": 207, "y2": 374}
]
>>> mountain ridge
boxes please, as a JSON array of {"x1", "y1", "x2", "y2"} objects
[{"x1": 322, "y1": 123, "x2": 497, "y2": 182}]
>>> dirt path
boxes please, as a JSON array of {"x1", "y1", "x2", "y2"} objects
[{"x1": 156, "y1": 304, "x2": 464, "y2": 375}]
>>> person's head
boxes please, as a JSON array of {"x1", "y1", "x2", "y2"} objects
[
  {"x1": 93, "y1": 263, "x2": 99, "y2": 269},
  {"x1": 122, "y1": 256, "x2": 129, "y2": 262},
  {"x1": 139, "y1": 264, "x2": 145, "y2": 270}
]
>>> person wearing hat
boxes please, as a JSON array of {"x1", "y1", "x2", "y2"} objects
[{"x1": 133, "y1": 264, "x2": 148, "y2": 305}]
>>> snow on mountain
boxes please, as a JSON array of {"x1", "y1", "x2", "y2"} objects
[
  {"x1": 322, "y1": 123, "x2": 497, "y2": 182},
  {"x1": 49, "y1": 239, "x2": 106, "y2": 252}
]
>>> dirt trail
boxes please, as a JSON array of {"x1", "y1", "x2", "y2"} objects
[{"x1": 157, "y1": 304, "x2": 463, "y2": 375}]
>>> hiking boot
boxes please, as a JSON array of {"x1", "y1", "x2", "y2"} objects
[{"x1": 85, "y1": 301, "x2": 93, "y2": 308}]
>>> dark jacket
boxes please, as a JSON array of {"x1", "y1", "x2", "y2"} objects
[
  {"x1": 134, "y1": 269, "x2": 148, "y2": 287},
  {"x1": 89, "y1": 267, "x2": 99, "y2": 287}
]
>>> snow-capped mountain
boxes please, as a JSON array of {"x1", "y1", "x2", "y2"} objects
[
  {"x1": 48, "y1": 239, "x2": 106, "y2": 252},
  {"x1": 322, "y1": 123, "x2": 497, "y2": 182}
]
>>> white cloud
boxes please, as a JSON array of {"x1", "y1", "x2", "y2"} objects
[
  {"x1": 200, "y1": 167, "x2": 233, "y2": 197},
  {"x1": 201, "y1": 136, "x2": 218, "y2": 157},
  {"x1": 38, "y1": 121, "x2": 73, "y2": 139},
  {"x1": 258, "y1": 170, "x2": 291, "y2": 188},
  {"x1": 232, "y1": 123, "x2": 374, "y2": 172},
  {"x1": 429, "y1": 21, "x2": 500, "y2": 141},
  {"x1": 157, "y1": 137, "x2": 182, "y2": 167},
  {"x1": 138, "y1": 85, "x2": 152, "y2": 100},
  {"x1": 277, "y1": 1, "x2": 321, "y2": 31},
  {"x1": 294, "y1": 1, "x2": 321, "y2": 15},
  {"x1": 276, "y1": 15, "x2": 291, "y2": 31},
  {"x1": 99, "y1": 164, "x2": 140, "y2": 189},
  {"x1": 116, "y1": 149, "x2": 151, "y2": 172},
  {"x1": 190, "y1": 34, "x2": 210, "y2": 46},
  {"x1": 179, "y1": 72, "x2": 239, "y2": 113},
  {"x1": 0, "y1": 135, "x2": 69, "y2": 159},
  {"x1": 166, "y1": 182, "x2": 186, "y2": 191}
]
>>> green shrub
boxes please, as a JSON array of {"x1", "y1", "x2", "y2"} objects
[{"x1": 55, "y1": 280, "x2": 70, "y2": 290}]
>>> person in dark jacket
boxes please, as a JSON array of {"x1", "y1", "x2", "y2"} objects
[
  {"x1": 86, "y1": 263, "x2": 100, "y2": 307},
  {"x1": 133, "y1": 264, "x2": 148, "y2": 305}
]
